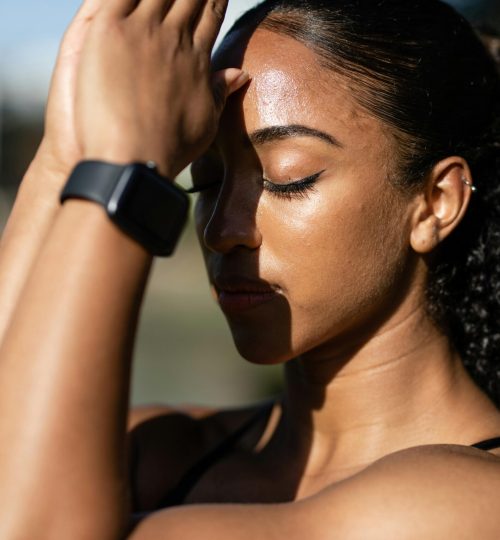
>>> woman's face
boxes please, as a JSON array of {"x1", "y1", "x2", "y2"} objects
[{"x1": 193, "y1": 29, "x2": 418, "y2": 365}]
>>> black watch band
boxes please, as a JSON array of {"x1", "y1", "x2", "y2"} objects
[
  {"x1": 61, "y1": 160, "x2": 133, "y2": 207},
  {"x1": 61, "y1": 160, "x2": 189, "y2": 257}
]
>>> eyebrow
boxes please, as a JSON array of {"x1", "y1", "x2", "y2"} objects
[{"x1": 248, "y1": 124, "x2": 343, "y2": 148}]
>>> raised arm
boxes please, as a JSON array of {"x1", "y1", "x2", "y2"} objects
[
  {"x1": 0, "y1": 0, "x2": 101, "y2": 343},
  {"x1": 0, "y1": 0, "x2": 246, "y2": 537},
  {"x1": 2, "y1": 2, "x2": 500, "y2": 539}
]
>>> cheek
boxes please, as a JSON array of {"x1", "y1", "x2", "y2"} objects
[{"x1": 259, "y1": 188, "x2": 409, "y2": 342}]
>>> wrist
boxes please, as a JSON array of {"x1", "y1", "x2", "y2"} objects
[
  {"x1": 16, "y1": 164, "x2": 64, "y2": 217},
  {"x1": 82, "y1": 152, "x2": 176, "y2": 180},
  {"x1": 36, "y1": 137, "x2": 75, "y2": 175},
  {"x1": 82, "y1": 143, "x2": 178, "y2": 179},
  {"x1": 24, "y1": 140, "x2": 76, "y2": 193},
  {"x1": 61, "y1": 160, "x2": 189, "y2": 256}
]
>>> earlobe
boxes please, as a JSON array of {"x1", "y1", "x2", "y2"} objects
[
  {"x1": 410, "y1": 157, "x2": 474, "y2": 254},
  {"x1": 410, "y1": 213, "x2": 440, "y2": 253}
]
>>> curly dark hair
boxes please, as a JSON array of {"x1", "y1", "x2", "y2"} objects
[{"x1": 225, "y1": 0, "x2": 500, "y2": 404}]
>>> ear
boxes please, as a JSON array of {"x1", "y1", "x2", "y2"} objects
[{"x1": 410, "y1": 157, "x2": 474, "y2": 254}]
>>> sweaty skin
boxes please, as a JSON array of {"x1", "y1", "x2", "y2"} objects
[
  {"x1": 187, "y1": 28, "x2": 500, "y2": 499},
  {"x1": 198, "y1": 29, "x2": 413, "y2": 366},
  {"x1": 0, "y1": 1, "x2": 499, "y2": 538},
  {"x1": 253, "y1": 68, "x2": 305, "y2": 125}
]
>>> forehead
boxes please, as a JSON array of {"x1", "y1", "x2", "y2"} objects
[{"x1": 214, "y1": 29, "x2": 384, "y2": 148}]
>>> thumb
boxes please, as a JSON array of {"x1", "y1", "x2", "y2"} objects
[{"x1": 212, "y1": 68, "x2": 250, "y2": 111}]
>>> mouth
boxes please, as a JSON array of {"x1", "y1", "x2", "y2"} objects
[{"x1": 213, "y1": 276, "x2": 281, "y2": 314}]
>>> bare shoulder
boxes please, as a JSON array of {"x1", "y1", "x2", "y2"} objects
[
  {"x1": 128, "y1": 402, "x2": 270, "y2": 511},
  {"x1": 306, "y1": 444, "x2": 500, "y2": 539},
  {"x1": 130, "y1": 444, "x2": 500, "y2": 539}
]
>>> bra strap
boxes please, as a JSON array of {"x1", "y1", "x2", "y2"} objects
[
  {"x1": 470, "y1": 436, "x2": 500, "y2": 451},
  {"x1": 157, "y1": 402, "x2": 274, "y2": 507}
]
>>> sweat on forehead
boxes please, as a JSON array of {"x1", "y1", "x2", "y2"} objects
[{"x1": 214, "y1": 29, "x2": 366, "y2": 147}]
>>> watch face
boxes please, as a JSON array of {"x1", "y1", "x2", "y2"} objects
[{"x1": 107, "y1": 164, "x2": 189, "y2": 256}]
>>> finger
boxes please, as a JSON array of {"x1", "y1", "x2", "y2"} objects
[
  {"x1": 134, "y1": 0, "x2": 174, "y2": 22},
  {"x1": 100, "y1": 0, "x2": 139, "y2": 18},
  {"x1": 194, "y1": 0, "x2": 228, "y2": 50},
  {"x1": 212, "y1": 68, "x2": 250, "y2": 113},
  {"x1": 163, "y1": 0, "x2": 206, "y2": 29},
  {"x1": 72, "y1": 0, "x2": 102, "y2": 21}
]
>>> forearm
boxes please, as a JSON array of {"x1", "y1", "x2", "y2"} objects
[
  {"x1": 0, "y1": 151, "x2": 65, "y2": 344},
  {"x1": 0, "y1": 0, "x2": 104, "y2": 345},
  {"x1": 0, "y1": 200, "x2": 152, "y2": 539},
  {"x1": 0, "y1": 0, "x2": 247, "y2": 535}
]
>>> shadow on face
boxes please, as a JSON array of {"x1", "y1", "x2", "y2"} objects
[{"x1": 188, "y1": 24, "x2": 423, "y2": 501}]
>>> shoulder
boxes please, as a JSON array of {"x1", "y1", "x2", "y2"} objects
[
  {"x1": 130, "y1": 444, "x2": 500, "y2": 539},
  {"x1": 305, "y1": 444, "x2": 500, "y2": 539},
  {"x1": 128, "y1": 402, "x2": 269, "y2": 511}
]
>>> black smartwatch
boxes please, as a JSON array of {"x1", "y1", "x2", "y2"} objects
[{"x1": 60, "y1": 160, "x2": 189, "y2": 257}]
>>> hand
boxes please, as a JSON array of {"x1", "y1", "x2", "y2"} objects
[
  {"x1": 35, "y1": 0, "x2": 102, "y2": 188},
  {"x1": 75, "y1": 0, "x2": 248, "y2": 178}
]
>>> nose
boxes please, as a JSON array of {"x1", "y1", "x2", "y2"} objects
[{"x1": 201, "y1": 181, "x2": 262, "y2": 254}]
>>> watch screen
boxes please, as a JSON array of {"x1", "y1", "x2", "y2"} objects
[{"x1": 109, "y1": 165, "x2": 189, "y2": 255}]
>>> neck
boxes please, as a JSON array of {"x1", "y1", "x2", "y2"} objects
[{"x1": 276, "y1": 304, "x2": 499, "y2": 481}]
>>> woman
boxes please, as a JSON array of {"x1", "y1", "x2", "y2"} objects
[{"x1": 0, "y1": 0, "x2": 499, "y2": 537}]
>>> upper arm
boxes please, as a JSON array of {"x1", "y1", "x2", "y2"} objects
[
  {"x1": 127, "y1": 403, "x2": 265, "y2": 512},
  {"x1": 129, "y1": 502, "x2": 305, "y2": 540},
  {"x1": 127, "y1": 404, "x2": 218, "y2": 511},
  {"x1": 128, "y1": 445, "x2": 500, "y2": 540}
]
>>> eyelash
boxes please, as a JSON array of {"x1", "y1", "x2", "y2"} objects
[
  {"x1": 262, "y1": 171, "x2": 322, "y2": 200},
  {"x1": 186, "y1": 170, "x2": 323, "y2": 200}
]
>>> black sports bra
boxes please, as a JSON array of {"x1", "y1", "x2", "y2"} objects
[
  {"x1": 156, "y1": 404, "x2": 273, "y2": 507},
  {"x1": 154, "y1": 405, "x2": 500, "y2": 508},
  {"x1": 128, "y1": 405, "x2": 275, "y2": 530},
  {"x1": 470, "y1": 436, "x2": 500, "y2": 451},
  {"x1": 128, "y1": 415, "x2": 500, "y2": 532}
]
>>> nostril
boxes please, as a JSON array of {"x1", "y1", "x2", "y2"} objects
[{"x1": 203, "y1": 212, "x2": 262, "y2": 254}]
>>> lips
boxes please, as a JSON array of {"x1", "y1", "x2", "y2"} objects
[{"x1": 213, "y1": 276, "x2": 280, "y2": 314}]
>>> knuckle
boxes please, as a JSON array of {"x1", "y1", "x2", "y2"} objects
[
  {"x1": 163, "y1": 22, "x2": 183, "y2": 46},
  {"x1": 130, "y1": 16, "x2": 157, "y2": 41},
  {"x1": 197, "y1": 55, "x2": 210, "y2": 72},
  {"x1": 163, "y1": 24, "x2": 192, "y2": 53},
  {"x1": 92, "y1": 15, "x2": 120, "y2": 35}
]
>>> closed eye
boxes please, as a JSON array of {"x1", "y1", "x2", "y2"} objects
[
  {"x1": 262, "y1": 170, "x2": 324, "y2": 200},
  {"x1": 185, "y1": 170, "x2": 325, "y2": 199}
]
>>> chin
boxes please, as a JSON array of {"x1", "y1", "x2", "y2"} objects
[{"x1": 230, "y1": 326, "x2": 295, "y2": 366}]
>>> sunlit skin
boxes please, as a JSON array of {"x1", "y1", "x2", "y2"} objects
[
  {"x1": 1, "y1": 0, "x2": 500, "y2": 535},
  {"x1": 197, "y1": 29, "x2": 414, "y2": 363},
  {"x1": 187, "y1": 29, "x2": 500, "y2": 498}
]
